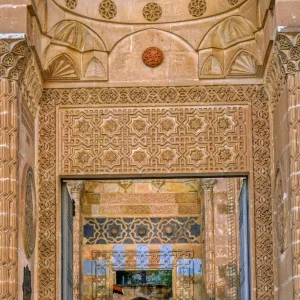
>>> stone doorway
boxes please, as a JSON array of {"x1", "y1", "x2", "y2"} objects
[{"x1": 65, "y1": 177, "x2": 249, "y2": 299}]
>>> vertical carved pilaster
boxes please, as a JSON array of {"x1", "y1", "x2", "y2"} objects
[
  {"x1": 0, "y1": 37, "x2": 28, "y2": 299},
  {"x1": 67, "y1": 180, "x2": 84, "y2": 300},
  {"x1": 276, "y1": 32, "x2": 300, "y2": 300},
  {"x1": 201, "y1": 179, "x2": 217, "y2": 299},
  {"x1": 287, "y1": 72, "x2": 300, "y2": 299}
]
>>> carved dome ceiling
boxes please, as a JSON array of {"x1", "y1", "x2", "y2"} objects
[
  {"x1": 30, "y1": 0, "x2": 271, "y2": 83},
  {"x1": 53, "y1": 0, "x2": 249, "y2": 24}
]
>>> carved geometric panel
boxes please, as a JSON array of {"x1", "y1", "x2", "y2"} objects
[
  {"x1": 83, "y1": 217, "x2": 201, "y2": 244},
  {"x1": 58, "y1": 105, "x2": 250, "y2": 175}
]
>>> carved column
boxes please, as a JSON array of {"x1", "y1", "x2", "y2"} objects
[
  {"x1": 201, "y1": 179, "x2": 217, "y2": 299},
  {"x1": 277, "y1": 31, "x2": 300, "y2": 300},
  {"x1": 0, "y1": 37, "x2": 28, "y2": 299},
  {"x1": 67, "y1": 180, "x2": 84, "y2": 300}
]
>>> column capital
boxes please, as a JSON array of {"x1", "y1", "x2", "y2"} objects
[
  {"x1": 0, "y1": 35, "x2": 29, "y2": 81},
  {"x1": 201, "y1": 179, "x2": 217, "y2": 191},
  {"x1": 67, "y1": 180, "x2": 84, "y2": 194},
  {"x1": 276, "y1": 30, "x2": 300, "y2": 75}
]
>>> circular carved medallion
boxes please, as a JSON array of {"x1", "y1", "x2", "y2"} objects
[
  {"x1": 65, "y1": 0, "x2": 77, "y2": 9},
  {"x1": 142, "y1": 47, "x2": 164, "y2": 68},
  {"x1": 24, "y1": 167, "x2": 36, "y2": 257},
  {"x1": 188, "y1": 0, "x2": 207, "y2": 17},
  {"x1": 99, "y1": 0, "x2": 117, "y2": 19},
  {"x1": 143, "y1": 3, "x2": 163, "y2": 22}
]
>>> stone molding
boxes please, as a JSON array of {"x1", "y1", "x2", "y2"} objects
[
  {"x1": 272, "y1": 31, "x2": 300, "y2": 300},
  {"x1": 287, "y1": 73, "x2": 300, "y2": 300}
]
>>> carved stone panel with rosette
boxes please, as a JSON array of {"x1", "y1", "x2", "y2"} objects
[{"x1": 57, "y1": 105, "x2": 250, "y2": 175}]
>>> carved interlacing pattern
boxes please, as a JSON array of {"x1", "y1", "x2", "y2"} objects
[
  {"x1": 277, "y1": 33, "x2": 300, "y2": 74},
  {"x1": 38, "y1": 85, "x2": 274, "y2": 299},
  {"x1": 43, "y1": 85, "x2": 261, "y2": 105},
  {"x1": 287, "y1": 73, "x2": 300, "y2": 299},
  {"x1": 0, "y1": 79, "x2": 19, "y2": 300},
  {"x1": 58, "y1": 105, "x2": 248, "y2": 174},
  {"x1": 252, "y1": 89, "x2": 274, "y2": 299},
  {"x1": 38, "y1": 97, "x2": 57, "y2": 299},
  {"x1": 0, "y1": 38, "x2": 28, "y2": 300}
]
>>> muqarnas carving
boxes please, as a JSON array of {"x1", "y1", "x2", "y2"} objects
[
  {"x1": 99, "y1": 0, "x2": 117, "y2": 19},
  {"x1": 83, "y1": 217, "x2": 201, "y2": 244},
  {"x1": 24, "y1": 167, "x2": 36, "y2": 257},
  {"x1": 142, "y1": 47, "x2": 164, "y2": 67},
  {"x1": 143, "y1": 3, "x2": 163, "y2": 22}
]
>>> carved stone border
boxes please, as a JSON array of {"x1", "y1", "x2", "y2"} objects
[
  {"x1": 0, "y1": 37, "x2": 30, "y2": 299},
  {"x1": 38, "y1": 85, "x2": 274, "y2": 299}
]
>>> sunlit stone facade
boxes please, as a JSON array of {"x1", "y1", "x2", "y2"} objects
[{"x1": 0, "y1": 0, "x2": 300, "y2": 299}]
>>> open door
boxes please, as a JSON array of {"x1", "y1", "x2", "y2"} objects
[
  {"x1": 62, "y1": 182, "x2": 75, "y2": 300},
  {"x1": 239, "y1": 179, "x2": 251, "y2": 300}
]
